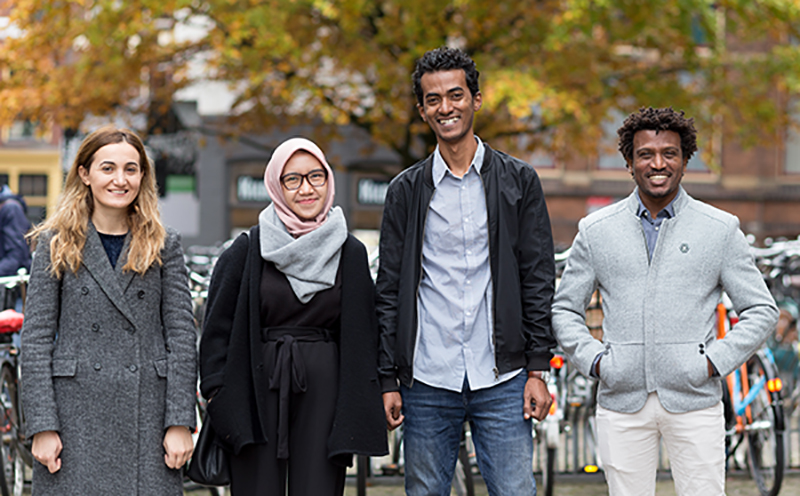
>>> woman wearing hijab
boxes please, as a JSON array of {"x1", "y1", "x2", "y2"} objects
[
  {"x1": 199, "y1": 137, "x2": 387, "y2": 495},
  {"x1": 21, "y1": 126, "x2": 196, "y2": 495}
]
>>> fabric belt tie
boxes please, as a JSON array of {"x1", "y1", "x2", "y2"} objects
[{"x1": 265, "y1": 327, "x2": 331, "y2": 460}]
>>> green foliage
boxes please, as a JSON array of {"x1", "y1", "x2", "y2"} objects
[{"x1": 2, "y1": 0, "x2": 799, "y2": 166}]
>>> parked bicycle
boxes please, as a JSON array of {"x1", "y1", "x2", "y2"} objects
[
  {"x1": 717, "y1": 300, "x2": 785, "y2": 496},
  {"x1": 0, "y1": 271, "x2": 31, "y2": 496}
]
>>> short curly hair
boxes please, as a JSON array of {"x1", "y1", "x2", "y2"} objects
[
  {"x1": 412, "y1": 47, "x2": 480, "y2": 106},
  {"x1": 618, "y1": 107, "x2": 698, "y2": 163}
]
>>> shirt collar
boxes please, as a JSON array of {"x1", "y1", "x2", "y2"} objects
[
  {"x1": 636, "y1": 191, "x2": 677, "y2": 220},
  {"x1": 432, "y1": 136, "x2": 484, "y2": 187}
]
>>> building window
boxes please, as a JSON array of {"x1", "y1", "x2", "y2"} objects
[
  {"x1": 7, "y1": 120, "x2": 39, "y2": 141},
  {"x1": 787, "y1": 126, "x2": 800, "y2": 174},
  {"x1": 598, "y1": 110, "x2": 709, "y2": 172},
  {"x1": 18, "y1": 174, "x2": 48, "y2": 197}
]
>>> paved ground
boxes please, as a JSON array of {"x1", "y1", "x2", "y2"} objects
[
  {"x1": 339, "y1": 471, "x2": 800, "y2": 496},
  {"x1": 184, "y1": 471, "x2": 800, "y2": 495}
]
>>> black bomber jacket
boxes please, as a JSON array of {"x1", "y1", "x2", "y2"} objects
[{"x1": 375, "y1": 143, "x2": 557, "y2": 392}]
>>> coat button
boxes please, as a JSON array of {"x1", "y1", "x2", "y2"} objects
[
  {"x1": 165, "y1": 344, "x2": 171, "y2": 353},
  {"x1": 699, "y1": 343, "x2": 705, "y2": 349},
  {"x1": 124, "y1": 325, "x2": 134, "y2": 334},
  {"x1": 700, "y1": 350, "x2": 705, "y2": 355},
  {"x1": 91, "y1": 323, "x2": 99, "y2": 332},
  {"x1": 81, "y1": 287, "x2": 89, "y2": 295},
  {"x1": 94, "y1": 363, "x2": 102, "y2": 370},
  {"x1": 129, "y1": 365, "x2": 137, "y2": 372},
  {"x1": 137, "y1": 290, "x2": 145, "y2": 299}
]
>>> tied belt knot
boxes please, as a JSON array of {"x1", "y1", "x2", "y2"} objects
[{"x1": 263, "y1": 327, "x2": 332, "y2": 460}]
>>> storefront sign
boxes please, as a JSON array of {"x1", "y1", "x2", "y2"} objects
[
  {"x1": 237, "y1": 175, "x2": 270, "y2": 203},
  {"x1": 357, "y1": 178, "x2": 390, "y2": 206}
]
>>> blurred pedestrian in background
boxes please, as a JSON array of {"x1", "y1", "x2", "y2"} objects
[
  {"x1": 21, "y1": 126, "x2": 197, "y2": 495},
  {"x1": 0, "y1": 184, "x2": 31, "y2": 277},
  {"x1": 199, "y1": 137, "x2": 387, "y2": 496}
]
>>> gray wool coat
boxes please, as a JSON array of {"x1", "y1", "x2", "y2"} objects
[
  {"x1": 21, "y1": 223, "x2": 197, "y2": 496},
  {"x1": 552, "y1": 188, "x2": 778, "y2": 414}
]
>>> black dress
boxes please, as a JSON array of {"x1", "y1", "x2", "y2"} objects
[{"x1": 229, "y1": 261, "x2": 346, "y2": 496}]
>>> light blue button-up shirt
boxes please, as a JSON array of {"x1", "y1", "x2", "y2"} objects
[
  {"x1": 414, "y1": 137, "x2": 522, "y2": 392},
  {"x1": 636, "y1": 192, "x2": 676, "y2": 262}
]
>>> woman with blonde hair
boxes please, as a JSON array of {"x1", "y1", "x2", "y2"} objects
[
  {"x1": 21, "y1": 126, "x2": 197, "y2": 495},
  {"x1": 200, "y1": 137, "x2": 387, "y2": 495}
]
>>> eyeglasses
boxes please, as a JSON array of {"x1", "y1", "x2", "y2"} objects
[{"x1": 280, "y1": 169, "x2": 328, "y2": 191}]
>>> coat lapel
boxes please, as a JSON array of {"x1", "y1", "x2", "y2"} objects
[
  {"x1": 82, "y1": 222, "x2": 138, "y2": 327},
  {"x1": 115, "y1": 234, "x2": 137, "y2": 294}
]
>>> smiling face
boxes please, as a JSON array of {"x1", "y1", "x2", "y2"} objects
[
  {"x1": 79, "y1": 141, "x2": 143, "y2": 220},
  {"x1": 628, "y1": 129, "x2": 688, "y2": 216},
  {"x1": 281, "y1": 151, "x2": 329, "y2": 221},
  {"x1": 417, "y1": 69, "x2": 482, "y2": 147}
]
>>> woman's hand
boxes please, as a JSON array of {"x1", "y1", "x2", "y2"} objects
[
  {"x1": 32, "y1": 430, "x2": 62, "y2": 473},
  {"x1": 163, "y1": 425, "x2": 194, "y2": 469}
]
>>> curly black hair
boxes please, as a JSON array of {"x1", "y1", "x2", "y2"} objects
[
  {"x1": 412, "y1": 47, "x2": 480, "y2": 106},
  {"x1": 617, "y1": 107, "x2": 698, "y2": 162}
]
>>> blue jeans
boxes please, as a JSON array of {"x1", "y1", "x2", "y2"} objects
[{"x1": 401, "y1": 373, "x2": 535, "y2": 496}]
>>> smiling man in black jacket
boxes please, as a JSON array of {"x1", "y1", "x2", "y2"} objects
[{"x1": 375, "y1": 46, "x2": 557, "y2": 496}]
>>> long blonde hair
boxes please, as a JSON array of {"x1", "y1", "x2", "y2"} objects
[{"x1": 29, "y1": 126, "x2": 166, "y2": 277}]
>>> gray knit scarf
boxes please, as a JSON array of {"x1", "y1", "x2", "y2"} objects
[{"x1": 259, "y1": 204, "x2": 347, "y2": 304}]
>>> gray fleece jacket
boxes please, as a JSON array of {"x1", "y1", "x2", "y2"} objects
[{"x1": 552, "y1": 187, "x2": 778, "y2": 414}]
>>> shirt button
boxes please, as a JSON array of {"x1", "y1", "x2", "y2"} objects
[
  {"x1": 129, "y1": 365, "x2": 138, "y2": 372},
  {"x1": 655, "y1": 227, "x2": 659, "y2": 231},
  {"x1": 94, "y1": 363, "x2": 102, "y2": 371},
  {"x1": 467, "y1": 250, "x2": 472, "y2": 255}
]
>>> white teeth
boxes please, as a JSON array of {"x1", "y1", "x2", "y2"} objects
[
  {"x1": 439, "y1": 117, "x2": 459, "y2": 125},
  {"x1": 650, "y1": 175, "x2": 667, "y2": 180}
]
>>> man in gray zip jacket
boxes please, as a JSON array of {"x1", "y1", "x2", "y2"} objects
[{"x1": 552, "y1": 107, "x2": 778, "y2": 496}]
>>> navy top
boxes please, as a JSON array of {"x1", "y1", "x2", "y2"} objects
[{"x1": 97, "y1": 232, "x2": 127, "y2": 269}]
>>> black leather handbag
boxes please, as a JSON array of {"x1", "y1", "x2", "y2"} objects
[{"x1": 186, "y1": 415, "x2": 230, "y2": 487}]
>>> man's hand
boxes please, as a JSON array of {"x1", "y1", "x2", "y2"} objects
[
  {"x1": 382, "y1": 391, "x2": 404, "y2": 431},
  {"x1": 32, "y1": 430, "x2": 62, "y2": 473},
  {"x1": 163, "y1": 425, "x2": 194, "y2": 469},
  {"x1": 524, "y1": 376, "x2": 552, "y2": 421}
]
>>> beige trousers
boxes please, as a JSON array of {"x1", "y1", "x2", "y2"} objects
[{"x1": 596, "y1": 392, "x2": 725, "y2": 496}]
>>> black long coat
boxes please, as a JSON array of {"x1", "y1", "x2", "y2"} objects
[{"x1": 199, "y1": 227, "x2": 387, "y2": 466}]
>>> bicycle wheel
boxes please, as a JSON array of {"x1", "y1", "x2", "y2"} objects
[
  {"x1": 0, "y1": 365, "x2": 23, "y2": 496},
  {"x1": 745, "y1": 353, "x2": 784, "y2": 496},
  {"x1": 542, "y1": 447, "x2": 555, "y2": 496}
]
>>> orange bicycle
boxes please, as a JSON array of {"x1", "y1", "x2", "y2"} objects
[{"x1": 717, "y1": 301, "x2": 785, "y2": 496}]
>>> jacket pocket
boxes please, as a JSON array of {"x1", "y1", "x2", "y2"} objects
[
  {"x1": 51, "y1": 358, "x2": 77, "y2": 377},
  {"x1": 153, "y1": 357, "x2": 168, "y2": 378},
  {"x1": 599, "y1": 343, "x2": 645, "y2": 394},
  {"x1": 655, "y1": 342, "x2": 710, "y2": 390}
]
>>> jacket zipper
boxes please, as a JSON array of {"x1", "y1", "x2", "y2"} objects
[
  {"x1": 410, "y1": 188, "x2": 435, "y2": 388},
  {"x1": 478, "y1": 171, "x2": 499, "y2": 380}
]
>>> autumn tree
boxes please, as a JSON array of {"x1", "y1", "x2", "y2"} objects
[{"x1": 2, "y1": 0, "x2": 799, "y2": 167}]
